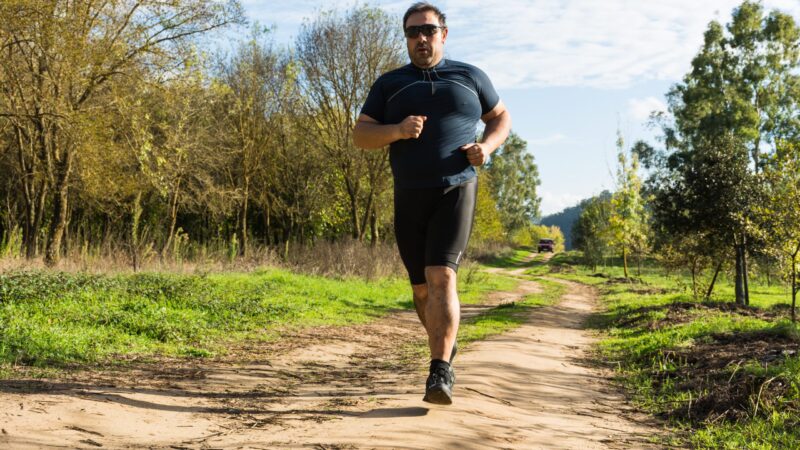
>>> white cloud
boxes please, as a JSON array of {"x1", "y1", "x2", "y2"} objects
[
  {"x1": 539, "y1": 191, "x2": 585, "y2": 216},
  {"x1": 444, "y1": 0, "x2": 800, "y2": 89},
  {"x1": 242, "y1": 0, "x2": 800, "y2": 89},
  {"x1": 627, "y1": 97, "x2": 667, "y2": 122}
]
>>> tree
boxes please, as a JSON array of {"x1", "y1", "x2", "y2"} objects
[
  {"x1": 644, "y1": 1, "x2": 798, "y2": 303},
  {"x1": 485, "y1": 131, "x2": 541, "y2": 235},
  {"x1": 296, "y1": 6, "x2": 405, "y2": 242},
  {"x1": 471, "y1": 171, "x2": 505, "y2": 245},
  {"x1": 572, "y1": 194, "x2": 612, "y2": 272},
  {"x1": 608, "y1": 132, "x2": 649, "y2": 278},
  {"x1": 762, "y1": 141, "x2": 800, "y2": 321},
  {"x1": 0, "y1": 0, "x2": 242, "y2": 265},
  {"x1": 216, "y1": 28, "x2": 294, "y2": 256}
]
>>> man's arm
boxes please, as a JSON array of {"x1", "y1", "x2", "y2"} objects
[
  {"x1": 460, "y1": 100, "x2": 511, "y2": 166},
  {"x1": 353, "y1": 114, "x2": 427, "y2": 149}
]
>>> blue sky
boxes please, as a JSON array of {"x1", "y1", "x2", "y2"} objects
[{"x1": 237, "y1": 0, "x2": 800, "y2": 215}]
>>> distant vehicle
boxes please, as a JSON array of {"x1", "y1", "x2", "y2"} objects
[{"x1": 537, "y1": 239, "x2": 555, "y2": 253}]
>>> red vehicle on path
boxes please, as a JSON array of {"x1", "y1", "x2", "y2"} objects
[{"x1": 537, "y1": 239, "x2": 555, "y2": 253}]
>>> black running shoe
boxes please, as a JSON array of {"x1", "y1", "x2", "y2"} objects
[{"x1": 423, "y1": 360, "x2": 455, "y2": 405}]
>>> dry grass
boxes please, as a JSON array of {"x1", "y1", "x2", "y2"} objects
[
  {"x1": 0, "y1": 239, "x2": 405, "y2": 279},
  {"x1": 283, "y1": 240, "x2": 405, "y2": 280}
]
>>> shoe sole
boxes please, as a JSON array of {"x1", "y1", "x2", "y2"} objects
[{"x1": 423, "y1": 385, "x2": 453, "y2": 405}]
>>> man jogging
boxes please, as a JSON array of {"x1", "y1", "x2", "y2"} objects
[{"x1": 353, "y1": 2, "x2": 511, "y2": 405}]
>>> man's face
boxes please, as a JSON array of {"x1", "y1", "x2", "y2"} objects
[{"x1": 405, "y1": 11, "x2": 447, "y2": 68}]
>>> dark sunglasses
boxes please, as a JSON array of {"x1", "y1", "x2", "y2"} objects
[{"x1": 404, "y1": 24, "x2": 445, "y2": 38}]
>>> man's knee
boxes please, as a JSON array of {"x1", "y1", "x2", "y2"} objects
[{"x1": 425, "y1": 266, "x2": 457, "y2": 292}]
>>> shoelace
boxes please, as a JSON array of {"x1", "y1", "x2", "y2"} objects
[{"x1": 428, "y1": 367, "x2": 451, "y2": 387}]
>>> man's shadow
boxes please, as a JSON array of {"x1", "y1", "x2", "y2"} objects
[{"x1": 361, "y1": 406, "x2": 429, "y2": 418}]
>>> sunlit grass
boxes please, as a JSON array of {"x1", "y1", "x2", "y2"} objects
[
  {"x1": 546, "y1": 251, "x2": 800, "y2": 448},
  {"x1": 0, "y1": 264, "x2": 519, "y2": 370},
  {"x1": 458, "y1": 278, "x2": 565, "y2": 345}
]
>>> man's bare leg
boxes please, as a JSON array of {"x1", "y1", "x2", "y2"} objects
[
  {"x1": 423, "y1": 266, "x2": 459, "y2": 362},
  {"x1": 411, "y1": 283, "x2": 428, "y2": 328}
]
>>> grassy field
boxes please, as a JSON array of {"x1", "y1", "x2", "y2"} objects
[
  {"x1": 0, "y1": 260, "x2": 524, "y2": 374},
  {"x1": 540, "y1": 252, "x2": 800, "y2": 449}
]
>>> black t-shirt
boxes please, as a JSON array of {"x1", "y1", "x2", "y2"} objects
[{"x1": 360, "y1": 59, "x2": 500, "y2": 189}]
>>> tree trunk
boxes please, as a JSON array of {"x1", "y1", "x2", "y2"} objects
[
  {"x1": 359, "y1": 189, "x2": 374, "y2": 242},
  {"x1": 791, "y1": 243, "x2": 800, "y2": 323},
  {"x1": 691, "y1": 258, "x2": 698, "y2": 299},
  {"x1": 370, "y1": 208, "x2": 379, "y2": 247},
  {"x1": 622, "y1": 247, "x2": 629, "y2": 279},
  {"x1": 16, "y1": 125, "x2": 39, "y2": 259},
  {"x1": 162, "y1": 183, "x2": 181, "y2": 257},
  {"x1": 130, "y1": 192, "x2": 143, "y2": 272},
  {"x1": 743, "y1": 246, "x2": 750, "y2": 306},
  {"x1": 637, "y1": 252, "x2": 641, "y2": 277},
  {"x1": 792, "y1": 257, "x2": 797, "y2": 323},
  {"x1": 239, "y1": 178, "x2": 249, "y2": 257},
  {"x1": 705, "y1": 260, "x2": 723, "y2": 301},
  {"x1": 343, "y1": 176, "x2": 360, "y2": 239},
  {"x1": 45, "y1": 149, "x2": 72, "y2": 266},
  {"x1": 735, "y1": 244, "x2": 746, "y2": 305},
  {"x1": 264, "y1": 204, "x2": 272, "y2": 246}
]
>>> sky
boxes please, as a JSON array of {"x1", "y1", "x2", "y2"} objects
[{"x1": 237, "y1": 0, "x2": 800, "y2": 216}]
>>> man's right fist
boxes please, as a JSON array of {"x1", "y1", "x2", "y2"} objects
[{"x1": 398, "y1": 115, "x2": 427, "y2": 139}]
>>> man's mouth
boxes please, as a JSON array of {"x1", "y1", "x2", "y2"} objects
[{"x1": 416, "y1": 47, "x2": 430, "y2": 54}]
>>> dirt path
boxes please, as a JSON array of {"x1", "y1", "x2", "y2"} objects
[{"x1": 0, "y1": 262, "x2": 662, "y2": 449}]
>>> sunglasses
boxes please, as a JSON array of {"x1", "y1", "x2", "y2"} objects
[{"x1": 404, "y1": 24, "x2": 446, "y2": 38}]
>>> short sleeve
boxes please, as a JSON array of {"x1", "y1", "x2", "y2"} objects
[
  {"x1": 360, "y1": 77, "x2": 386, "y2": 123},
  {"x1": 472, "y1": 67, "x2": 500, "y2": 116}
]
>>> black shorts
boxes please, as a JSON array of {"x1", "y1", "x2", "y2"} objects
[{"x1": 394, "y1": 178, "x2": 477, "y2": 285}]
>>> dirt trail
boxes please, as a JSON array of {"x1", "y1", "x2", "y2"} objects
[{"x1": 0, "y1": 260, "x2": 662, "y2": 449}]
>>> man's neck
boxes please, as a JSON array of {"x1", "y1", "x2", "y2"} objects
[{"x1": 412, "y1": 57, "x2": 444, "y2": 69}]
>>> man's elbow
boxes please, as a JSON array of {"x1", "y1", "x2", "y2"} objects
[{"x1": 498, "y1": 110, "x2": 512, "y2": 130}]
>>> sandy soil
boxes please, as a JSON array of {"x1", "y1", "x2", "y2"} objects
[{"x1": 0, "y1": 261, "x2": 663, "y2": 449}]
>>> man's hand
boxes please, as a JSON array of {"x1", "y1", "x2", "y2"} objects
[
  {"x1": 459, "y1": 142, "x2": 490, "y2": 166},
  {"x1": 397, "y1": 115, "x2": 427, "y2": 139}
]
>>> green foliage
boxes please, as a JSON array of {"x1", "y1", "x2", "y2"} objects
[
  {"x1": 540, "y1": 202, "x2": 587, "y2": 250},
  {"x1": 510, "y1": 224, "x2": 564, "y2": 252},
  {"x1": 608, "y1": 132, "x2": 649, "y2": 278},
  {"x1": 485, "y1": 132, "x2": 541, "y2": 235},
  {"x1": 472, "y1": 172, "x2": 506, "y2": 244},
  {"x1": 761, "y1": 141, "x2": 800, "y2": 320},
  {"x1": 641, "y1": 1, "x2": 800, "y2": 305},
  {"x1": 572, "y1": 193, "x2": 612, "y2": 270},
  {"x1": 0, "y1": 226, "x2": 22, "y2": 259}
]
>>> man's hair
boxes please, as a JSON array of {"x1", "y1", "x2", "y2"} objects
[{"x1": 403, "y1": 2, "x2": 446, "y2": 29}]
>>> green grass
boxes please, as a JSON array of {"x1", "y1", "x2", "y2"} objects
[
  {"x1": 0, "y1": 262, "x2": 519, "y2": 370},
  {"x1": 482, "y1": 246, "x2": 540, "y2": 268},
  {"x1": 544, "y1": 251, "x2": 800, "y2": 448},
  {"x1": 458, "y1": 278, "x2": 565, "y2": 345}
]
